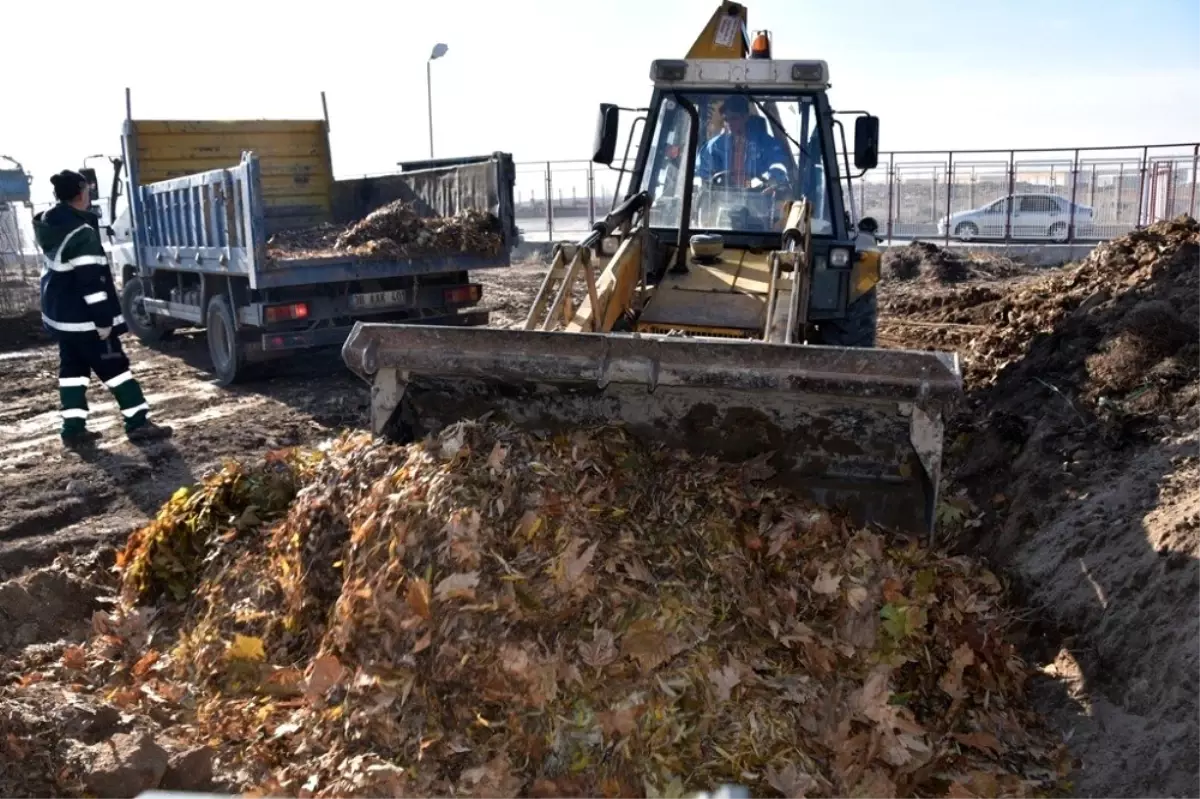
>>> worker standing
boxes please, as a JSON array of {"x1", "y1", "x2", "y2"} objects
[{"x1": 34, "y1": 170, "x2": 173, "y2": 449}]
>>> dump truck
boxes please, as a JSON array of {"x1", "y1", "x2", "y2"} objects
[
  {"x1": 107, "y1": 91, "x2": 518, "y2": 385},
  {"x1": 342, "y1": 3, "x2": 964, "y2": 537}
]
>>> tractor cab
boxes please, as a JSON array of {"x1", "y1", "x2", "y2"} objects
[{"x1": 592, "y1": 55, "x2": 882, "y2": 337}]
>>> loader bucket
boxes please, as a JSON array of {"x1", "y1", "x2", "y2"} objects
[{"x1": 342, "y1": 323, "x2": 963, "y2": 538}]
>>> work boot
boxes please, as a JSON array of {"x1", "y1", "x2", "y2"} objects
[
  {"x1": 126, "y1": 420, "x2": 174, "y2": 444},
  {"x1": 62, "y1": 429, "x2": 103, "y2": 450}
]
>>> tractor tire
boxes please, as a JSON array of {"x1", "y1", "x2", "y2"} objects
[
  {"x1": 815, "y1": 287, "x2": 878, "y2": 348},
  {"x1": 205, "y1": 295, "x2": 248, "y2": 387}
]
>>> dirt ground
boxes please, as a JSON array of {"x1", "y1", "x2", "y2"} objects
[
  {"x1": 1, "y1": 238, "x2": 1197, "y2": 797},
  {"x1": 0, "y1": 262, "x2": 549, "y2": 578}
]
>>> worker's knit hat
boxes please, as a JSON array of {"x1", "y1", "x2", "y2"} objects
[{"x1": 50, "y1": 170, "x2": 88, "y2": 203}]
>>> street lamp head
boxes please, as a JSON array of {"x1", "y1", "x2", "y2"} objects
[{"x1": 430, "y1": 43, "x2": 448, "y2": 60}]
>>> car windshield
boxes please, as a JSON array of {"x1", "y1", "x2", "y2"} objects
[{"x1": 637, "y1": 91, "x2": 833, "y2": 235}]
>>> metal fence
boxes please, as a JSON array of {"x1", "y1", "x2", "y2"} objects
[{"x1": 513, "y1": 143, "x2": 1200, "y2": 244}]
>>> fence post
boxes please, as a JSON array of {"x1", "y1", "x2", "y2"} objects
[
  {"x1": 1067, "y1": 148, "x2": 1080, "y2": 242},
  {"x1": 1003, "y1": 150, "x2": 1016, "y2": 242},
  {"x1": 885, "y1": 152, "x2": 895, "y2": 242},
  {"x1": 1116, "y1": 163, "x2": 1125, "y2": 223},
  {"x1": 1088, "y1": 163, "x2": 1097, "y2": 210},
  {"x1": 587, "y1": 161, "x2": 596, "y2": 229},
  {"x1": 544, "y1": 162, "x2": 554, "y2": 242},
  {"x1": 1134, "y1": 146, "x2": 1148, "y2": 228},
  {"x1": 943, "y1": 152, "x2": 954, "y2": 247},
  {"x1": 1191, "y1": 144, "x2": 1199, "y2": 220}
]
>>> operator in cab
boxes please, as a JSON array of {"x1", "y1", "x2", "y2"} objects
[
  {"x1": 34, "y1": 170, "x2": 173, "y2": 449},
  {"x1": 695, "y1": 95, "x2": 790, "y2": 188}
]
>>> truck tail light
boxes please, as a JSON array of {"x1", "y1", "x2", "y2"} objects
[
  {"x1": 265, "y1": 302, "x2": 309, "y2": 323},
  {"x1": 443, "y1": 285, "x2": 481, "y2": 304}
]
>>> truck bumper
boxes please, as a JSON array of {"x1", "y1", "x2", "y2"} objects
[{"x1": 260, "y1": 309, "x2": 490, "y2": 352}]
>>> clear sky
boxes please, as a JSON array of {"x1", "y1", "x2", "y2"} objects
[{"x1": 4, "y1": 0, "x2": 1198, "y2": 206}]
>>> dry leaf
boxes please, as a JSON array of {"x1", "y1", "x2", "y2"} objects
[
  {"x1": 708, "y1": 662, "x2": 742, "y2": 702},
  {"x1": 939, "y1": 642, "x2": 975, "y2": 698},
  {"x1": 560, "y1": 537, "x2": 599, "y2": 586},
  {"x1": 306, "y1": 654, "x2": 345, "y2": 699},
  {"x1": 227, "y1": 634, "x2": 266, "y2": 662},
  {"x1": 955, "y1": 731, "x2": 1003, "y2": 755},
  {"x1": 406, "y1": 577, "x2": 432, "y2": 619},
  {"x1": 765, "y1": 763, "x2": 818, "y2": 798},
  {"x1": 435, "y1": 571, "x2": 480, "y2": 601},
  {"x1": 812, "y1": 567, "x2": 842, "y2": 595},
  {"x1": 578, "y1": 629, "x2": 618, "y2": 668},
  {"x1": 61, "y1": 646, "x2": 87, "y2": 670},
  {"x1": 487, "y1": 442, "x2": 507, "y2": 469}
]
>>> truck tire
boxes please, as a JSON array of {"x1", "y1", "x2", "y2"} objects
[
  {"x1": 815, "y1": 287, "x2": 878, "y2": 348},
  {"x1": 206, "y1": 295, "x2": 247, "y2": 386},
  {"x1": 120, "y1": 277, "x2": 171, "y2": 344}
]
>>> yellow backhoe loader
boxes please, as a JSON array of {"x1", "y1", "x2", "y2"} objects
[{"x1": 342, "y1": 2, "x2": 963, "y2": 536}]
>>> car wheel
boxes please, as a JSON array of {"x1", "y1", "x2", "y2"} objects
[
  {"x1": 954, "y1": 221, "x2": 978, "y2": 241},
  {"x1": 1049, "y1": 222, "x2": 1069, "y2": 243}
]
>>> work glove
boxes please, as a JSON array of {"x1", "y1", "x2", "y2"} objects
[{"x1": 96, "y1": 326, "x2": 112, "y2": 341}]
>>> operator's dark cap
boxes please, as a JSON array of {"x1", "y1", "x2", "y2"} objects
[
  {"x1": 50, "y1": 169, "x2": 88, "y2": 202},
  {"x1": 721, "y1": 95, "x2": 750, "y2": 116}
]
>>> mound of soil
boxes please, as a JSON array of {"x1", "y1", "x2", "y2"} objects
[
  {"x1": 883, "y1": 242, "x2": 1024, "y2": 284},
  {"x1": 932, "y1": 216, "x2": 1199, "y2": 797},
  {"x1": 266, "y1": 203, "x2": 505, "y2": 262}
]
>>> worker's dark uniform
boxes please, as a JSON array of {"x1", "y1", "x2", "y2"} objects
[{"x1": 33, "y1": 203, "x2": 153, "y2": 439}]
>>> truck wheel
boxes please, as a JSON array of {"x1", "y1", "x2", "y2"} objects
[
  {"x1": 815, "y1": 287, "x2": 878, "y2": 348},
  {"x1": 206, "y1": 295, "x2": 246, "y2": 386},
  {"x1": 120, "y1": 277, "x2": 171, "y2": 344}
]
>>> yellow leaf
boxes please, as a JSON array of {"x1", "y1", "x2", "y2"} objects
[{"x1": 227, "y1": 634, "x2": 266, "y2": 662}]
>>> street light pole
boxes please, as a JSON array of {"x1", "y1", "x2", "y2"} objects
[{"x1": 427, "y1": 43, "x2": 449, "y2": 159}]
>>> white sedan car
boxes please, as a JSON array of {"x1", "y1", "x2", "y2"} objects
[{"x1": 938, "y1": 193, "x2": 1095, "y2": 242}]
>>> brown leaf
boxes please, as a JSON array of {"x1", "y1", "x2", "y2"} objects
[
  {"x1": 598, "y1": 706, "x2": 639, "y2": 737},
  {"x1": 61, "y1": 645, "x2": 87, "y2": 670},
  {"x1": 413, "y1": 631, "x2": 433, "y2": 654},
  {"x1": 460, "y1": 754, "x2": 522, "y2": 798},
  {"x1": 621, "y1": 619, "x2": 669, "y2": 672},
  {"x1": 131, "y1": 649, "x2": 160, "y2": 679},
  {"x1": 811, "y1": 566, "x2": 842, "y2": 596},
  {"x1": 939, "y1": 642, "x2": 975, "y2": 698},
  {"x1": 578, "y1": 628, "x2": 618, "y2": 669},
  {"x1": 406, "y1": 577, "x2": 432, "y2": 620},
  {"x1": 486, "y1": 441, "x2": 508, "y2": 469},
  {"x1": 765, "y1": 763, "x2": 818, "y2": 798},
  {"x1": 306, "y1": 654, "x2": 345, "y2": 699},
  {"x1": 435, "y1": 571, "x2": 480, "y2": 601},
  {"x1": 955, "y1": 731, "x2": 1003, "y2": 755},
  {"x1": 708, "y1": 662, "x2": 742, "y2": 702},
  {"x1": 560, "y1": 537, "x2": 599, "y2": 587}
]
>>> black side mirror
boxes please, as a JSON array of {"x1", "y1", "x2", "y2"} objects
[
  {"x1": 853, "y1": 115, "x2": 880, "y2": 171},
  {"x1": 857, "y1": 216, "x2": 879, "y2": 235},
  {"x1": 593, "y1": 103, "x2": 620, "y2": 166}
]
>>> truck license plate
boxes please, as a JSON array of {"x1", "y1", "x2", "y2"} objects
[{"x1": 350, "y1": 289, "x2": 407, "y2": 310}]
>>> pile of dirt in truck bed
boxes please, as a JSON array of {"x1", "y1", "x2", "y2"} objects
[
  {"x1": 882, "y1": 241, "x2": 1024, "y2": 284},
  {"x1": 883, "y1": 215, "x2": 1200, "y2": 797},
  {"x1": 0, "y1": 423, "x2": 1070, "y2": 798},
  {"x1": 266, "y1": 202, "x2": 505, "y2": 262}
]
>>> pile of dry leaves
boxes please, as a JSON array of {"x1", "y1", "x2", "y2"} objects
[
  {"x1": 267, "y1": 203, "x2": 505, "y2": 262},
  {"x1": 46, "y1": 420, "x2": 1062, "y2": 798}
]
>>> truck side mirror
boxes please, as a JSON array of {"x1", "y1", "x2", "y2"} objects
[
  {"x1": 593, "y1": 103, "x2": 620, "y2": 166},
  {"x1": 853, "y1": 115, "x2": 880, "y2": 171}
]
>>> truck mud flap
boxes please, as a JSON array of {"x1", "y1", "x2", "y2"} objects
[{"x1": 342, "y1": 324, "x2": 963, "y2": 537}]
